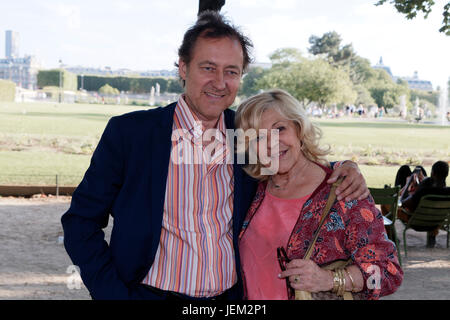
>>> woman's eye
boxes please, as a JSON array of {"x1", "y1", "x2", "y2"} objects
[{"x1": 277, "y1": 126, "x2": 285, "y2": 131}]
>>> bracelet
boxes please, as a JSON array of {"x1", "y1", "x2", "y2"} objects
[
  {"x1": 337, "y1": 269, "x2": 346, "y2": 297},
  {"x1": 332, "y1": 269, "x2": 346, "y2": 297},
  {"x1": 345, "y1": 268, "x2": 356, "y2": 292},
  {"x1": 332, "y1": 270, "x2": 340, "y2": 294}
]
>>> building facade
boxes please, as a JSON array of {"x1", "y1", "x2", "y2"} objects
[
  {"x1": 0, "y1": 56, "x2": 41, "y2": 90},
  {"x1": 5, "y1": 30, "x2": 19, "y2": 58},
  {"x1": 372, "y1": 56, "x2": 433, "y2": 91},
  {"x1": 0, "y1": 30, "x2": 41, "y2": 89}
]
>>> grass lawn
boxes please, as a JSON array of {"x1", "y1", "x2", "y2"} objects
[{"x1": 1, "y1": 101, "x2": 449, "y2": 187}]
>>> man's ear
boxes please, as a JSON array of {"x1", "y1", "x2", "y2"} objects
[{"x1": 178, "y1": 59, "x2": 187, "y2": 80}]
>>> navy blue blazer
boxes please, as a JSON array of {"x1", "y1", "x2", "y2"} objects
[{"x1": 61, "y1": 103, "x2": 258, "y2": 299}]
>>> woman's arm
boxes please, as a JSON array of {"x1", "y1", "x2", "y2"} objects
[{"x1": 344, "y1": 198, "x2": 404, "y2": 299}]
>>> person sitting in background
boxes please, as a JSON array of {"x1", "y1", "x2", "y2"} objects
[
  {"x1": 381, "y1": 164, "x2": 426, "y2": 239},
  {"x1": 395, "y1": 165, "x2": 427, "y2": 202},
  {"x1": 399, "y1": 161, "x2": 450, "y2": 248}
]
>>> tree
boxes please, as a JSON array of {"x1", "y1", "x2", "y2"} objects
[
  {"x1": 257, "y1": 48, "x2": 356, "y2": 107},
  {"x1": 308, "y1": 31, "x2": 355, "y2": 67},
  {"x1": 99, "y1": 84, "x2": 119, "y2": 95},
  {"x1": 366, "y1": 69, "x2": 410, "y2": 109},
  {"x1": 167, "y1": 79, "x2": 183, "y2": 93},
  {"x1": 376, "y1": 0, "x2": 450, "y2": 35},
  {"x1": 308, "y1": 31, "x2": 375, "y2": 86},
  {"x1": 239, "y1": 66, "x2": 266, "y2": 97}
]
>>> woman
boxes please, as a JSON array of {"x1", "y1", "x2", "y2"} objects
[{"x1": 236, "y1": 89, "x2": 403, "y2": 300}]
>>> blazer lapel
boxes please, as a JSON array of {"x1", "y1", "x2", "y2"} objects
[{"x1": 149, "y1": 103, "x2": 176, "y2": 250}]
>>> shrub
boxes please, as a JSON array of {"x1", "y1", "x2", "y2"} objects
[
  {"x1": 99, "y1": 84, "x2": 119, "y2": 95},
  {"x1": 0, "y1": 79, "x2": 16, "y2": 101}
]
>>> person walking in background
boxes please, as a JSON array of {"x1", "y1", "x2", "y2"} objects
[{"x1": 236, "y1": 89, "x2": 402, "y2": 300}]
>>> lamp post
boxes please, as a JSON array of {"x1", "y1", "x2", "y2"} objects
[{"x1": 59, "y1": 59, "x2": 63, "y2": 103}]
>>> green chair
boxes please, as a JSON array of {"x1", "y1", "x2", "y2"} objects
[
  {"x1": 401, "y1": 194, "x2": 450, "y2": 257},
  {"x1": 441, "y1": 215, "x2": 450, "y2": 249},
  {"x1": 369, "y1": 186, "x2": 402, "y2": 266}
]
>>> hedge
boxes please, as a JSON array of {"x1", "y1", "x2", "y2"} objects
[
  {"x1": 37, "y1": 70, "x2": 78, "y2": 91},
  {"x1": 77, "y1": 75, "x2": 183, "y2": 94},
  {"x1": 0, "y1": 79, "x2": 16, "y2": 101}
]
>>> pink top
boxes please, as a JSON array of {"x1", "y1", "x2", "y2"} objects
[{"x1": 239, "y1": 189, "x2": 310, "y2": 300}]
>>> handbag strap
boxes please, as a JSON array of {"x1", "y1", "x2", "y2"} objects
[{"x1": 303, "y1": 177, "x2": 344, "y2": 260}]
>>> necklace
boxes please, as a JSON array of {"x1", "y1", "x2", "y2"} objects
[{"x1": 269, "y1": 160, "x2": 310, "y2": 190}]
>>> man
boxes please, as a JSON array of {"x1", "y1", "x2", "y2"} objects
[
  {"x1": 61, "y1": 11, "x2": 368, "y2": 300},
  {"x1": 399, "y1": 160, "x2": 450, "y2": 247}
]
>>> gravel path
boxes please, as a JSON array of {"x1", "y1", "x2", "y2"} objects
[{"x1": 0, "y1": 196, "x2": 448, "y2": 300}]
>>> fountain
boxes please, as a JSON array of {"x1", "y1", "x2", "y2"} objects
[
  {"x1": 149, "y1": 86, "x2": 155, "y2": 106},
  {"x1": 399, "y1": 94, "x2": 407, "y2": 119},
  {"x1": 438, "y1": 84, "x2": 449, "y2": 126}
]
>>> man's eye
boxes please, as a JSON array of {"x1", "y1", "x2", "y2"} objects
[{"x1": 277, "y1": 126, "x2": 285, "y2": 131}]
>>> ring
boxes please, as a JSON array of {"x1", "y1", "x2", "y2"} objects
[{"x1": 294, "y1": 276, "x2": 300, "y2": 283}]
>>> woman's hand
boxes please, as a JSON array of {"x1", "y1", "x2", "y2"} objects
[
  {"x1": 278, "y1": 259, "x2": 333, "y2": 293},
  {"x1": 327, "y1": 161, "x2": 369, "y2": 202}
]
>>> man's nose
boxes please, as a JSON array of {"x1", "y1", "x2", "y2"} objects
[{"x1": 212, "y1": 71, "x2": 226, "y2": 90}]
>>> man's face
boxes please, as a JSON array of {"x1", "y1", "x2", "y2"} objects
[{"x1": 179, "y1": 36, "x2": 244, "y2": 126}]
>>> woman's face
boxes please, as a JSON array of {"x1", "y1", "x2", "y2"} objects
[{"x1": 257, "y1": 108, "x2": 303, "y2": 175}]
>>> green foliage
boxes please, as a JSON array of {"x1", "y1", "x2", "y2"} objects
[
  {"x1": 376, "y1": 0, "x2": 449, "y2": 35},
  {"x1": 99, "y1": 84, "x2": 120, "y2": 95},
  {"x1": 167, "y1": 78, "x2": 183, "y2": 93},
  {"x1": 365, "y1": 69, "x2": 410, "y2": 109},
  {"x1": 0, "y1": 79, "x2": 16, "y2": 101},
  {"x1": 354, "y1": 84, "x2": 376, "y2": 106},
  {"x1": 410, "y1": 89, "x2": 439, "y2": 107},
  {"x1": 77, "y1": 75, "x2": 181, "y2": 94},
  {"x1": 239, "y1": 66, "x2": 266, "y2": 97},
  {"x1": 256, "y1": 49, "x2": 356, "y2": 107},
  {"x1": 37, "y1": 70, "x2": 78, "y2": 91},
  {"x1": 308, "y1": 31, "x2": 356, "y2": 70},
  {"x1": 308, "y1": 31, "x2": 342, "y2": 60}
]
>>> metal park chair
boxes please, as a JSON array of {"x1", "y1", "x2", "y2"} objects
[
  {"x1": 401, "y1": 194, "x2": 450, "y2": 256},
  {"x1": 369, "y1": 186, "x2": 402, "y2": 266}
]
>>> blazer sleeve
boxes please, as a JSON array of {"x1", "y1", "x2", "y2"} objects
[{"x1": 61, "y1": 117, "x2": 142, "y2": 299}]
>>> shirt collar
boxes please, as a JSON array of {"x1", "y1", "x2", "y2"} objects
[{"x1": 175, "y1": 94, "x2": 227, "y2": 140}]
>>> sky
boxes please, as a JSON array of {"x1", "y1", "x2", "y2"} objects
[{"x1": 1, "y1": 0, "x2": 449, "y2": 89}]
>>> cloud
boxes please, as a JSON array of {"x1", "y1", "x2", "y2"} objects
[
  {"x1": 40, "y1": 2, "x2": 81, "y2": 30},
  {"x1": 57, "y1": 4, "x2": 81, "y2": 30}
]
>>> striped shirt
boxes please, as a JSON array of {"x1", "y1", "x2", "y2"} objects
[{"x1": 142, "y1": 95, "x2": 236, "y2": 297}]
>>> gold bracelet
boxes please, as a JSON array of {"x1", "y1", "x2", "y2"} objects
[
  {"x1": 332, "y1": 270, "x2": 340, "y2": 294},
  {"x1": 345, "y1": 268, "x2": 356, "y2": 292},
  {"x1": 337, "y1": 269, "x2": 346, "y2": 297}
]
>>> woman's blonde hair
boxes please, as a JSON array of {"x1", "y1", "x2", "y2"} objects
[{"x1": 235, "y1": 88, "x2": 330, "y2": 180}]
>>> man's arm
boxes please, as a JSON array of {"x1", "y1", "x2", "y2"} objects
[
  {"x1": 327, "y1": 161, "x2": 369, "y2": 202},
  {"x1": 61, "y1": 117, "x2": 140, "y2": 299}
]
